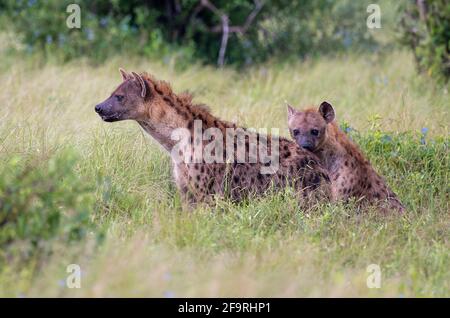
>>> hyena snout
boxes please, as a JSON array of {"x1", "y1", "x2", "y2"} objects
[
  {"x1": 296, "y1": 136, "x2": 316, "y2": 151},
  {"x1": 94, "y1": 100, "x2": 124, "y2": 122},
  {"x1": 301, "y1": 145, "x2": 314, "y2": 151}
]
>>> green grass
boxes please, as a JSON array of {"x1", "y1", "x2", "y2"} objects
[{"x1": 0, "y1": 49, "x2": 448, "y2": 297}]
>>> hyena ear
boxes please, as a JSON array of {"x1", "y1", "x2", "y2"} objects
[
  {"x1": 132, "y1": 71, "x2": 147, "y2": 98},
  {"x1": 286, "y1": 102, "x2": 296, "y2": 119},
  {"x1": 119, "y1": 68, "x2": 131, "y2": 81},
  {"x1": 319, "y1": 101, "x2": 335, "y2": 123}
]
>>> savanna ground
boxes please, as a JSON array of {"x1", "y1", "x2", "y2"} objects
[{"x1": 0, "y1": 34, "x2": 448, "y2": 297}]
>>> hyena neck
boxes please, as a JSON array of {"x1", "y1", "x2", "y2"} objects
[
  {"x1": 316, "y1": 124, "x2": 344, "y2": 173},
  {"x1": 137, "y1": 120, "x2": 176, "y2": 152},
  {"x1": 317, "y1": 123, "x2": 366, "y2": 173},
  {"x1": 137, "y1": 74, "x2": 237, "y2": 153}
]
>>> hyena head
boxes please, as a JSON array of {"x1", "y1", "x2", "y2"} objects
[
  {"x1": 287, "y1": 101, "x2": 335, "y2": 152},
  {"x1": 95, "y1": 69, "x2": 149, "y2": 122}
]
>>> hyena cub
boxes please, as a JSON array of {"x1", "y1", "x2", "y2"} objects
[{"x1": 287, "y1": 102, "x2": 405, "y2": 214}]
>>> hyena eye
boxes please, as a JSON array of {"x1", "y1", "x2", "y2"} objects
[
  {"x1": 115, "y1": 95, "x2": 124, "y2": 102},
  {"x1": 292, "y1": 129, "x2": 300, "y2": 136},
  {"x1": 311, "y1": 129, "x2": 319, "y2": 136}
]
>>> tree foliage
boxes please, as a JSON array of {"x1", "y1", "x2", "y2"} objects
[
  {"x1": 1, "y1": 0, "x2": 376, "y2": 65},
  {"x1": 399, "y1": 0, "x2": 450, "y2": 82}
]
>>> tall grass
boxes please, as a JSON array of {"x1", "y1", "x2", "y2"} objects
[{"x1": 0, "y1": 49, "x2": 448, "y2": 297}]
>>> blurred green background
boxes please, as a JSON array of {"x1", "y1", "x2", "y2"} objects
[{"x1": 0, "y1": 0, "x2": 448, "y2": 81}]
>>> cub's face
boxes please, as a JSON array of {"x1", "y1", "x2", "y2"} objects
[{"x1": 287, "y1": 102, "x2": 335, "y2": 152}]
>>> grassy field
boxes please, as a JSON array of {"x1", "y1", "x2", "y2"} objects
[{"x1": 0, "y1": 49, "x2": 448, "y2": 297}]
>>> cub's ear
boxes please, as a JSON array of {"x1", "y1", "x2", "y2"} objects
[
  {"x1": 286, "y1": 102, "x2": 296, "y2": 119},
  {"x1": 132, "y1": 71, "x2": 147, "y2": 98},
  {"x1": 119, "y1": 68, "x2": 131, "y2": 81},
  {"x1": 318, "y1": 101, "x2": 335, "y2": 123}
]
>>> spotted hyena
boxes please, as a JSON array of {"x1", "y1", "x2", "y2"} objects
[
  {"x1": 287, "y1": 101, "x2": 405, "y2": 214},
  {"x1": 94, "y1": 69, "x2": 331, "y2": 208}
]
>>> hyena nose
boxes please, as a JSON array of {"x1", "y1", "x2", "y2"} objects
[
  {"x1": 301, "y1": 144, "x2": 314, "y2": 151},
  {"x1": 95, "y1": 104, "x2": 103, "y2": 114}
]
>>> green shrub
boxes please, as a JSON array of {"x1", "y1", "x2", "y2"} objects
[
  {"x1": 0, "y1": 0, "x2": 194, "y2": 64},
  {"x1": 0, "y1": 0, "x2": 377, "y2": 65},
  {"x1": 0, "y1": 149, "x2": 95, "y2": 263},
  {"x1": 399, "y1": 0, "x2": 450, "y2": 82}
]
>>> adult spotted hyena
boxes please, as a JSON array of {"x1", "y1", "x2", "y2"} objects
[{"x1": 95, "y1": 69, "x2": 331, "y2": 207}]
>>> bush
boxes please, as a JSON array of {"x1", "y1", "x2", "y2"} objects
[
  {"x1": 0, "y1": 0, "x2": 193, "y2": 64},
  {"x1": 399, "y1": 0, "x2": 450, "y2": 82},
  {"x1": 0, "y1": 149, "x2": 95, "y2": 263},
  {"x1": 0, "y1": 0, "x2": 377, "y2": 65},
  {"x1": 252, "y1": 0, "x2": 376, "y2": 62}
]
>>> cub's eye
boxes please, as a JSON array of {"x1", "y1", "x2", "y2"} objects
[
  {"x1": 115, "y1": 95, "x2": 124, "y2": 102},
  {"x1": 311, "y1": 129, "x2": 319, "y2": 136},
  {"x1": 292, "y1": 129, "x2": 300, "y2": 136}
]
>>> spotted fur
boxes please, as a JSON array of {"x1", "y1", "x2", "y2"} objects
[
  {"x1": 287, "y1": 102, "x2": 405, "y2": 214},
  {"x1": 95, "y1": 70, "x2": 332, "y2": 209}
]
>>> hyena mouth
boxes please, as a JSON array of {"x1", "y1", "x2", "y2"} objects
[{"x1": 101, "y1": 113, "x2": 123, "y2": 122}]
